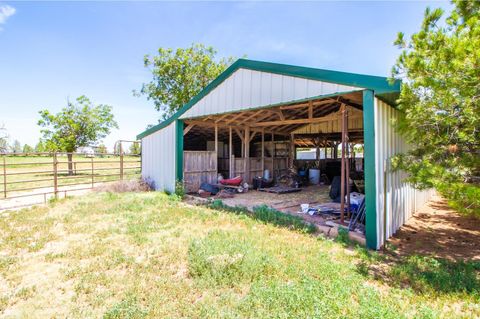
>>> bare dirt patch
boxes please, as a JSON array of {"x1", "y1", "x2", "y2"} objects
[{"x1": 388, "y1": 195, "x2": 480, "y2": 261}]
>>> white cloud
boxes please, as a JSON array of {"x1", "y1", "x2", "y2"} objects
[{"x1": 0, "y1": 4, "x2": 16, "y2": 26}]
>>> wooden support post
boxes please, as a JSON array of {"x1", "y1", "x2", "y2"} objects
[
  {"x1": 244, "y1": 127, "x2": 250, "y2": 183},
  {"x1": 290, "y1": 133, "x2": 295, "y2": 168},
  {"x1": 340, "y1": 104, "x2": 346, "y2": 224},
  {"x1": 229, "y1": 126, "x2": 233, "y2": 178},
  {"x1": 261, "y1": 129, "x2": 265, "y2": 175},
  {"x1": 241, "y1": 136, "x2": 245, "y2": 157},
  {"x1": 308, "y1": 100, "x2": 313, "y2": 119},
  {"x1": 53, "y1": 152, "x2": 58, "y2": 199},
  {"x1": 120, "y1": 143, "x2": 124, "y2": 180},
  {"x1": 214, "y1": 124, "x2": 218, "y2": 179},
  {"x1": 2, "y1": 157, "x2": 6, "y2": 198},
  {"x1": 271, "y1": 132, "x2": 275, "y2": 178}
]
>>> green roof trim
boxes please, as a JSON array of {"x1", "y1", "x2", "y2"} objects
[{"x1": 137, "y1": 58, "x2": 400, "y2": 139}]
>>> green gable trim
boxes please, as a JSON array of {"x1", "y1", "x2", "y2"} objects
[
  {"x1": 363, "y1": 90, "x2": 377, "y2": 249},
  {"x1": 137, "y1": 60, "x2": 242, "y2": 140},
  {"x1": 137, "y1": 58, "x2": 400, "y2": 139},
  {"x1": 237, "y1": 59, "x2": 400, "y2": 95},
  {"x1": 175, "y1": 120, "x2": 184, "y2": 182}
]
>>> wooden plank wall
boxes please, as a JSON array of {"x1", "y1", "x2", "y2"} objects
[
  {"x1": 218, "y1": 158, "x2": 229, "y2": 178},
  {"x1": 183, "y1": 151, "x2": 217, "y2": 193},
  {"x1": 234, "y1": 158, "x2": 245, "y2": 180},
  {"x1": 185, "y1": 152, "x2": 290, "y2": 189}
]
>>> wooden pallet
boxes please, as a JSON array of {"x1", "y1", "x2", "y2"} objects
[{"x1": 258, "y1": 186, "x2": 302, "y2": 194}]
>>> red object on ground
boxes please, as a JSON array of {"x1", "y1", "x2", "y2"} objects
[{"x1": 220, "y1": 176, "x2": 243, "y2": 186}]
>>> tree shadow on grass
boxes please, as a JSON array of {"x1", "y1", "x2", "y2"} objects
[
  {"x1": 387, "y1": 254, "x2": 480, "y2": 294},
  {"x1": 356, "y1": 247, "x2": 480, "y2": 296}
]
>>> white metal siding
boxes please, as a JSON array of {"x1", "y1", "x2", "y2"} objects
[
  {"x1": 141, "y1": 121, "x2": 176, "y2": 192},
  {"x1": 180, "y1": 68, "x2": 361, "y2": 119},
  {"x1": 374, "y1": 98, "x2": 434, "y2": 248}
]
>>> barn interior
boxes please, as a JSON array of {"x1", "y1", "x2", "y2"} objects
[{"x1": 182, "y1": 91, "x2": 366, "y2": 239}]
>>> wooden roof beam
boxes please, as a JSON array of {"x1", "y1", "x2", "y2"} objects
[{"x1": 251, "y1": 114, "x2": 362, "y2": 127}]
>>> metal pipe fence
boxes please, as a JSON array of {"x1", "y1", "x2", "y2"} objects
[{"x1": 0, "y1": 151, "x2": 141, "y2": 210}]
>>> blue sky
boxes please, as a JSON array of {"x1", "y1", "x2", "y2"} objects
[{"x1": 0, "y1": 1, "x2": 450, "y2": 150}]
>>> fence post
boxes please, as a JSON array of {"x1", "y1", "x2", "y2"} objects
[
  {"x1": 91, "y1": 157, "x2": 94, "y2": 188},
  {"x1": 53, "y1": 152, "x2": 58, "y2": 199},
  {"x1": 2, "y1": 157, "x2": 6, "y2": 199},
  {"x1": 120, "y1": 143, "x2": 124, "y2": 180}
]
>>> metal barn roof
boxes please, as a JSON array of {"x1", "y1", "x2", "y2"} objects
[{"x1": 138, "y1": 59, "x2": 400, "y2": 139}]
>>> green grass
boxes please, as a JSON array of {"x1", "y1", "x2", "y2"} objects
[{"x1": 0, "y1": 192, "x2": 478, "y2": 318}]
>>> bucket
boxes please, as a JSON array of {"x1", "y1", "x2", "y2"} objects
[
  {"x1": 309, "y1": 169, "x2": 320, "y2": 184},
  {"x1": 301, "y1": 203, "x2": 309, "y2": 214},
  {"x1": 263, "y1": 169, "x2": 270, "y2": 180}
]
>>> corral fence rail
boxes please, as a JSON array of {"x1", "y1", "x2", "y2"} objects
[{"x1": 0, "y1": 150, "x2": 141, "y2": 210}]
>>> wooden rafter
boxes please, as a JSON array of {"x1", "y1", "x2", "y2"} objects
[
  {"x1": 238, "y1": 109, "x2": 264, "y2": 124},
  {"x1": 225, "y1": 112, "x2": 246, "y2": 124},
  {"x1": 215, "y1": 113, "x2": 231, "y2": 123},
  {"x1": 234, "y1": 128, "x2": 245, "y2": 143},
  {"x1": 251, "y1": 114, "x2": 362, "y2": 127},
  {"x1": 183, "y1": 124, "x2": 195, "y2": 136}
]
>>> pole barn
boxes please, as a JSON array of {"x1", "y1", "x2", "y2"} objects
[{"x1": 137, "y1": 59, "x2": 434, "y2": 249}]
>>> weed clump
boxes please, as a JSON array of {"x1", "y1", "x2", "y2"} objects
[
  {"x1": 95, "y1": 179, "x2": 152, "y2": 193},
  {"x1": 103, "y1": 295, "x2": 148, "y2": 319}
]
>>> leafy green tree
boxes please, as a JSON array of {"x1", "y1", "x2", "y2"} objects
[
  {"x1": 392, "y1": 1, "x2": 480, "y2": 215},
  {"x1": 129, "y1": 142, "x2": 141, "y2": 155},
  {"x1": 136, "y1": 43, "x2": 235, "y2": 119},
  {"x1": 11, "y1": 140, "x2": 21, "y2": 154},
  {"x1": 38, "y1": 95, "x2": 118, "y2": 175},
  {"x1": 34, "y1": 140, "x2": 46, "y2": 153},
  {"x1": 22, "y1": 144, "x2": 34, "y2": 154}
]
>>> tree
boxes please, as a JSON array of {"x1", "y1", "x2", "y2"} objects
[
  {"x1": 97, "y1": 144, "x2": 108, "y2": 155},
  {"x1": 129, "y1": 142, "x2": 141, "y2": 155},
  {"x1": 136, "y1": 43, "x2": 235, "y2": 119},
  {"x1": 11, "y1": 140, "x2": 21, "y2": 154},
  {"x1": 391, "y1": 1, "x2": 480, "y2": 215},
  {"x1": 38, "y1": 95, "x2": 118, "y2": 175},
  {"x1": 34, "y1": 140, "x2": 46, "y2": 153},
  {"x1": 23, "y1": 144, "x2": 34, "y2": 154},
  {"x1": 0, "y1": 124, "x2": 9, "y2": 154}
]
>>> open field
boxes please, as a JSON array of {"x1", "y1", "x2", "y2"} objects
[
  {"x1": 0, "y1": 192, "x2": 479, "y2": 318},
  {"x1": 0, "y1": 154, "x2": 140, "y2": 201}
]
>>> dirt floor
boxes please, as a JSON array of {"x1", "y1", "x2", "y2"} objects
[
  {"x1": 221, "y1": 185, "x2": 345, "y2": 228},
  {"x1": 218, "y1": 185, "x2": 366, "y2": 244},
  {"x1": 221, "y1": 184, "x2": 333, "y2": 211},
  {"x1": 388, "y1": 194, "x2": 480, "y2": 261}
]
